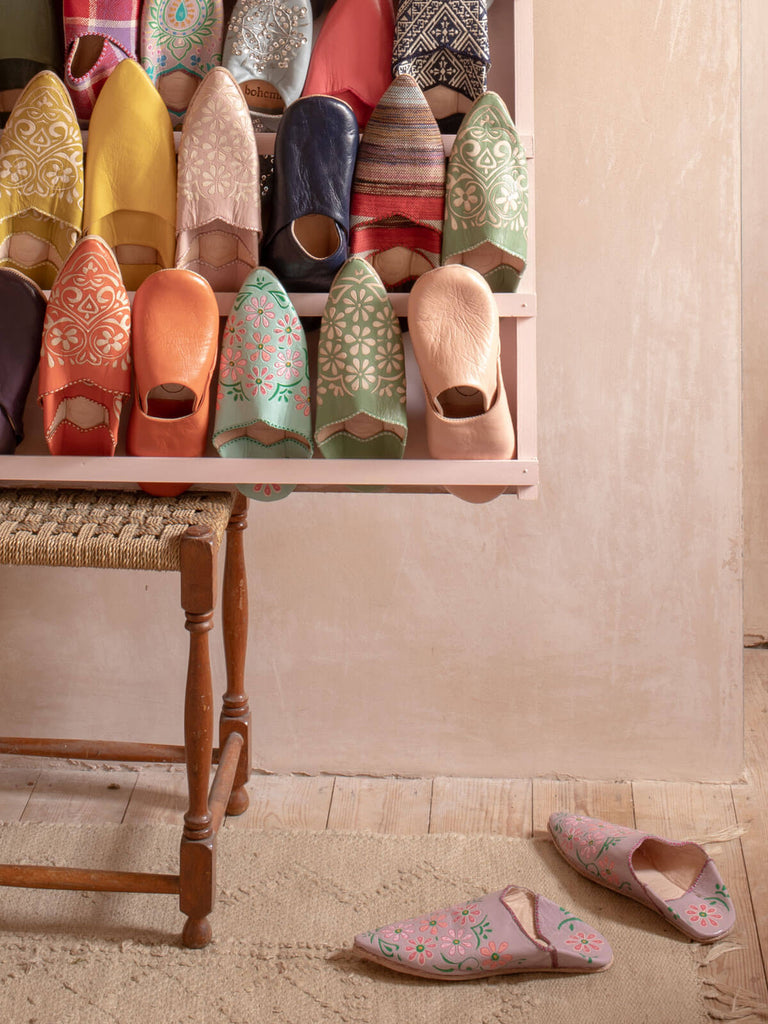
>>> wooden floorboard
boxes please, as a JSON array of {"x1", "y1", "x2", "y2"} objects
[
  {"x1": 0, "y1": 766, "x2": 40, "y2": 822},
  {"x1": 531, "y1": 780, "x2": 635, "y2": 836},
  {"x1": 429, "y1": 777, "x2": 532, "y2": 837},
  {"x1": 225, "y1": 773, "x2": 334, "y2": 831},
  {"x1": 326, "y1": 776, "x2": 432, "y2": 833},
  {"x1": 21, "y1": 767, "x2": 136, "y2": 824}
]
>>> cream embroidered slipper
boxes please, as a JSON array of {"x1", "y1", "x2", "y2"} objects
[
  {"x1": 39, "y1": 235, "x2": 131, "y2": 456},
  {"x1": 141, "y1": 0, "x2": 225, "y2": 125},
  {"x1": 176, "y1": 66, "x2": 261, "y2": 292},
  {"x1": 223, "y1": 0, "x2": 312, "y2": 130},
  {"x1": 213, "y1": 267, "x2": 313, "y2": 503},
  {"x1": 315, "y1": 257, "x2": 407, "y2": 462},
  {"x1": 0, "y1": 71, "x2": 83, "y2": 289},
  {"x1": 443, "y1": 92, "x2": 528, "y2": 293},
  {"x1": 84, "y1": 59, "x2": 177, "y2": 290}
]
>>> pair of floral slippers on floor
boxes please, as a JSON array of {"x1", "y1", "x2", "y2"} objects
[{"x1": 354, "y1": 813, "x2": 736, "y2": 980}]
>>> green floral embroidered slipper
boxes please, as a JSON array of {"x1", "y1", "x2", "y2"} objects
[
  {"x1": 443, "y1": 91, "x2": 528, "y2": 293},
  {"x1": 213, "y1": 266, "x2": 312, "y2": 502},
  {"x1": 315, "y1": 257, "x2": 407, "y2": 466}
]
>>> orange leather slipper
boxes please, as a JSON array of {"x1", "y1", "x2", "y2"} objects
[{"x1": 126, "y1": 268, "x2": 220, "y2": 496}]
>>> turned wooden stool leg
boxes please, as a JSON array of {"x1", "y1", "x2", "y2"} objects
[
  {"x1": 220, "y1": 491, "x2": 251, "y2": 816},
  {"x1": 179, "y1": 525, "x2": 217, "y2": 949}
]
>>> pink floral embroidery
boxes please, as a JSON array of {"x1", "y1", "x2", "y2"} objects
[
  {"x1": 249, "y1": 333, "x2": 277, "y2": 362},
  {"x1": 419, "y1": 912, "x2": 450, "y2": 936},
  {"x1": 219, "y1": 346, "x2": 247, "y2": 383},
  {"x1": 275, "y1": 313, "x2": 302, "y2": 344},
  {"x1": 565, "y1": 932, "x2": 604, "y2": 955},
  {"x1": 686, "y1": 904, "x2": 723, "y2": 929},
  {"x1": 246, "y1": 366, "x2": 275, "y2": 397},
  {"x1": 380, "y1": 921, "x2": 416, "y2": 942},
  {"x1": 244, "y1": 296, "x2": 275, "y2": 328},
  {"x1": 405, "y1": 935, "x2": 436, "y2": 966},
  {"x1": 577, "y1": 829, "x2": 606, "y2": 861},
  {"x1": 223, "y1": 318, "x2": 246, "y2": 347},
  {"x1": 440, "y1": 929, "x2": 473, "y2": 959},
  {"x1": 293, "y1": 385, "x2": 311, "y2": 417},
  {"x1": 480, "y1": 941, "x2": 514, "y2": 968},
  {"x1": 451, "y1": 902, "x2": 482, "y2": 926},
  {"x1": 273, "y1": 348, "x2": 304, "y2": 381},
  {"x1": 596, "y1": 857, "x2": 618, "y2": 884}
]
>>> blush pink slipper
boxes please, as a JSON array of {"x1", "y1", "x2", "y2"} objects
[
  {"x1": 407, "y1": 264, "x2": 515, "y2": 503},
  {"x1": 548, "y1": 813, "x2": 736, "y2": 943},
  {"x1": 355, "y1": 885, "x2": 613, "y2": 978}
]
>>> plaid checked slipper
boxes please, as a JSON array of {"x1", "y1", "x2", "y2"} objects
[
  {"x1": 223, "y1": 0, "x2": 312, "y2": 131},
  {"x1": 176, "y1": 66, "x2": 261, "y2": 292},
  {"x1": 63, "y1": 0, "x2": 140, "y2": 121},
  {"x1": 392, "y1": 0, "x2": 490, "y2": 133},
  {"x1": 141, "y1": 0, "x2": 225, "y2": 125},
  {"x1": 39, "y1": 235, "x2": 131, "y2": 457},
  {"x1": 443, "y1": 92, "x2": 528, "y2": 293},
  {"x1": 315, "y1": 257, "x2": 407, "y2": 462},
  {"x1": 213, "y1": 267, "x2": 313, "y2": 503},
  {"x1": 349, "y1": 74, "x2": 445, "y2": 291},
  {"x1": 0, "y1": 71, "x2": 83, "y2": 289}
]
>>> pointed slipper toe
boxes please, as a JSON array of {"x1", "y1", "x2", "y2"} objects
[
  {"x1": 0, "y1": 71, "x2": 83, "y2": 289},
  {"x1": 127, "y1": 268, "x2": 219, "y2": 496},
  {"x1": 444, "y1": 92, "x2": 528, "y2": 292},
  {"x1": 408, "y1": 264, "x2": 514, "y2": 502},
  {"x1": 262, "y1": 94, "x2": 358, "y2": 291},
  {"x1": 39, "y1": 236, "x2": 131, "y2": 456},
  {"x1": 176, "y1": 66, "x2": 261, "y2": 291},
  {"x1": 548, "y1": 812, "x2": 737, "y2": 943},
  {"x1": 354, "y1": 885, "x2": 612, "y2": 978},
  {"x1": 0, "y1": 268, "x2": 47, "y2": 453},
  {"x1": 213, "y1": 267, "x2": 313, "y2": 503}
]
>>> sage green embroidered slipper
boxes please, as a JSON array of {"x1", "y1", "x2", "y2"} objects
[
  {"x1": 443, "y1": 92, "x2": 528, "y2": 293},
  {"x1": 213, "y1": 267, "x2": 312, "y2": 503},
  {"x1": 315, "y1": 257, "x2": 407, "y2": 467}
]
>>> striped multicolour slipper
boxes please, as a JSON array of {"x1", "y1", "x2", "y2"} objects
[{"x1": 349, "y1": 74, "x2": 445, "y2": 291}]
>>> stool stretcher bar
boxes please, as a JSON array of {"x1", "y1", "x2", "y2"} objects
[{"x1": 0, "y1": 865, "x2": 180, "y2": 894}]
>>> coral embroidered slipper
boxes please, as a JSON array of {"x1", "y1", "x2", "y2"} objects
[
  {"x1": 127, "y1": 269, "x2": 220, "y2": 497},
  {"x1": 301, "y1": 0, "x2": 394, "y2": 130},
  {"x1": 63, "y1": 0, "x2": 140, "y2": 121},
  {"x1": 0, "y1": 269, "x2": 47, "y2": 454},
  {"x1": 0, "y1": 0, "x2": 63, "y2": 125},
  {"x1": 392, "y1": 0, "x2": 490, "y2": 133},
  {"x1": 213, "y1": 267, "x2": 313, "y2": 503},
  {"x1": 262, "y1": 94, "x2": 358, "y2": 292},
  {"x1": 548, "y1": 812, "x2": 737, "y2": 943},
  {"x1": 444, "y1": 93, "x2": 528, "y2": 293},
  {"x1": 141, "y1": 0, "x2": 225, "y2": 126},
  {"x1": 84, "y1": 59, "x2": 177, "y2": 290},
  {"x1": 408, "y1": 264, "x2": 514, "y2": 503},
  {"x1": 354, "y1": 885, "x2": 613, "y2": 979},
  {"x1": 350, "y1": 74, "x2": 445, "y2": 291},
  {"x1": 39, "y1": 236, "x2": 131, "y2": 457},
  {"x1": 0, "y1": 71, "x2": 84, "y2": 289},
  {"x1": 315, "y1": 258, "x2": 407, "y2": 461},
  {"x1": 223, "y1": 0, "x2": 312, "y2": 130},
  {"x1": 176, "y1": 67, "x2": 261, "y2": 292}
]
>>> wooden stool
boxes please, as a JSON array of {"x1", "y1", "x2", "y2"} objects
[{"x1": 0, "y1": 486, "x2": 250, "y2": 948}]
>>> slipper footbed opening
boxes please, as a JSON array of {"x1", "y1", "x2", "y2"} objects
[
  {"x1": 69, "y1": 35, "x2": 108, "y2": 78},
  {"x1": 292, "y1": 216, "x2": 342, "y2": 260},
  {"x1": 179, "y1": 226, "x2": 259, "y2": 280},
  {"x1": 216, "y1": 423, "x2": 310, "y2": 449},
  {"x1": 501, "y1": 889, "x2": 548, "y2": 949},
  {"x1": 316, "y1": 412, "x2": 407, "y2": 445},
  {"x1": 446, "y1": 242, "x2": 525, "y2": 278},
  {"x1": 631, "y1": 839, "x2": 709, "y2": 901},
  {"x1": 240, "y1": 80, "x2": 285, "y2": 113},
  {"x1": 371, "y1": 247, "x2": 432, "y2": 287},
  {"x1": 436, "y1": 385, "x2": 490, "y2": 419},
  {"x1": 425, "y1": 84, "x2": 473, "y2": 121},
  {"x1": 158, "y1": 69, "x2": 199, "y2": 113},
  {"x1": 146, "y1": 383, "x2": 196, "y2": 419}
]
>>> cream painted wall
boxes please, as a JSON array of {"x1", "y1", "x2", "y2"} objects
[
  {"x1": 742, "y1": 0, "x2": 768, "y2": 640},
  {"x1": 0, "y1": 1, "x2": 744, "y2": 780}
]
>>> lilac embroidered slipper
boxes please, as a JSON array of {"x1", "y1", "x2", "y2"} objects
[
  {"x1": 355, "y1": 885, "x2": 613, "y2": 979},
  {"x1": 548, "y1": 812, "x2": 736, "y2": 943}
]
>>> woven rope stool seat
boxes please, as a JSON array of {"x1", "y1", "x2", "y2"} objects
[{"x1": 0, "y1": 487, "x2": 251, "y2": 949}]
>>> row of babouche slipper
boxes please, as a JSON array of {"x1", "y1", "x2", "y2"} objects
[
  {"x1": 6, "y1": 0, "x2": 494, "y2": 129},
  {"x1": 0, "y1": 245, "x2": 515, "y2": 503},
  {"x1": 0, "y1": 64, "x2": 528, "y2": 296}
]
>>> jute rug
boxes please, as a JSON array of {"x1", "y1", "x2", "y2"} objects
[{"x1": 0, "y1": 821, "x2": 715, "y2": 1023}]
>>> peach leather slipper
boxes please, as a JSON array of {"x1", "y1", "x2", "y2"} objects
[
  {"x1": 39, "y1": 235, "x2": 131, "y2": 456},
  {"x1": 407, "y1": 264, "x2": 515, "y2": 503},
  {"x1": 126, "y1": 268, "x2": 219, "y2": 496},
  {"x1": 548, "y1": 813, "x2": 736, "y2": 943},
  {"x1": 355, "y1": 885, "x2": 613, "y2": 979}
]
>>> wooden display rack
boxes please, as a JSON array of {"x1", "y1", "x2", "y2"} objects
[{"x1": 0, "y1": 0, "x2": 537, "y2": 498}]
